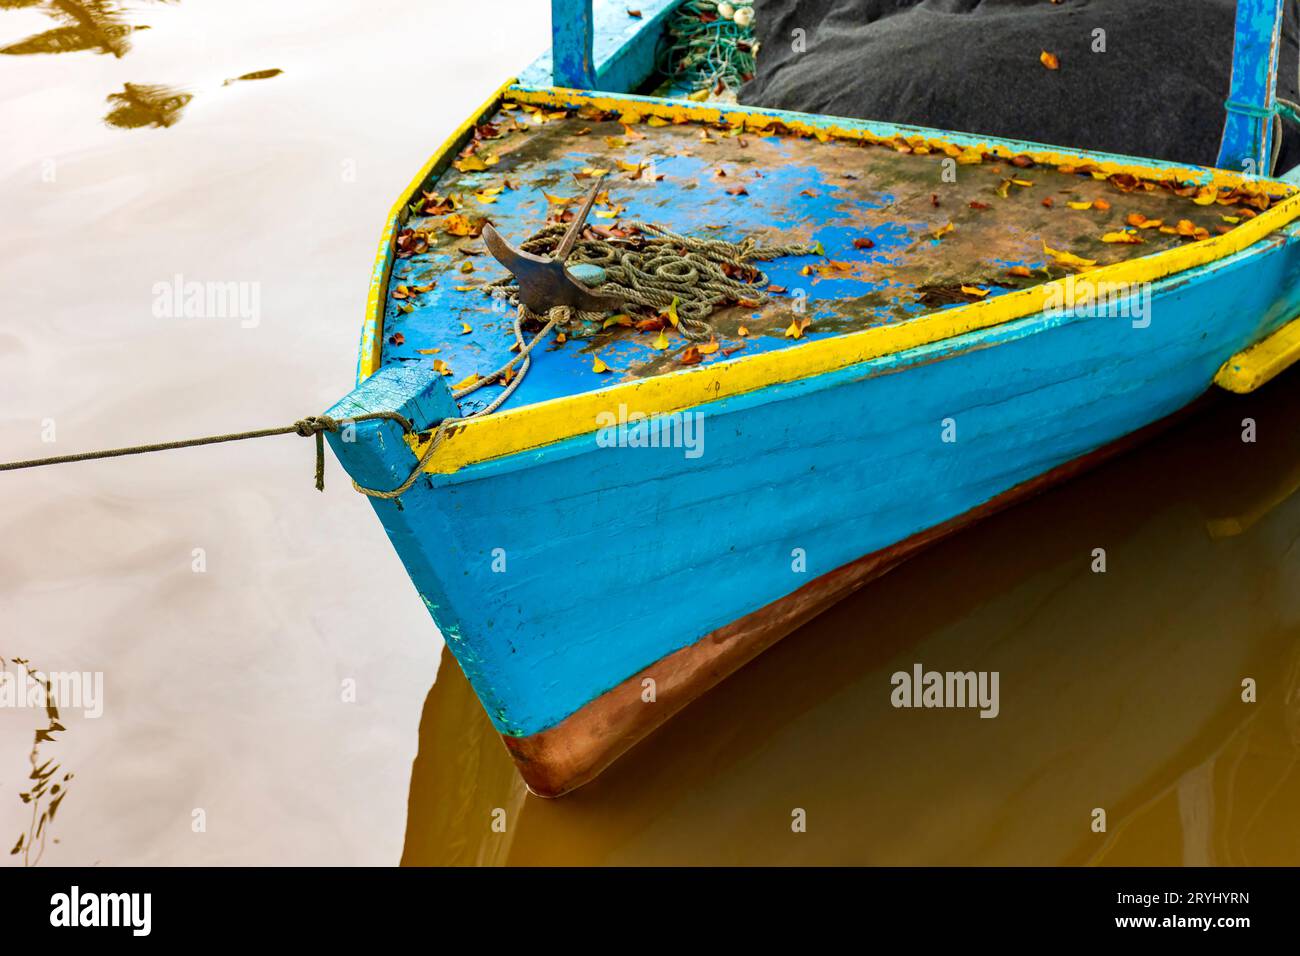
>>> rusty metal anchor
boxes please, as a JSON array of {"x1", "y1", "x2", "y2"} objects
[{"x1": 482, "y1": 175, "x2": 623, "y2": 315}]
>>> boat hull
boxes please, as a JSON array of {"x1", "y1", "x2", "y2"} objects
[
  {"x1": 500, "y1": 403, "x2": 1204, "y2": 796},
  {"x1": 329, "y1": 216, "x2": 1300, "y2": 797}
]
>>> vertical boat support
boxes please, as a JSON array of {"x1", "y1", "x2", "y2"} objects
[
  {"x1": 540, "y1": 0, "x2": 682, "y2": 92},
  {"x1": 1218, "y1": 0, "x2": 1286, "y2": 174},
  {"x1": 551, "y1": 0, "x2": 597, "y2": 88}
]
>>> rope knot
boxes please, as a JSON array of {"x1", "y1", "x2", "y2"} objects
[{"x1": 293, "y1": 415, "x2": 338, "y2": 437}]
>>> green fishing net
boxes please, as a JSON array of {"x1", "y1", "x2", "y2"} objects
[{"x1": 657, "y1": 1, "x2": 758, "y2": 101}]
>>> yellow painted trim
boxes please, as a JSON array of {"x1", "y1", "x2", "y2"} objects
[
  {"x1": 358, "y1": 78, "x2": 519, "y2": 381},
  {"x1": 1214, "y1": 315, "x2": 1300, "y2": 393},
  {"x1": 511, "y1": 87, "x2": 1296, "y2": 198},
  {"x1": 359, "y1": 84, "x2": 1300, "y2": 474}
]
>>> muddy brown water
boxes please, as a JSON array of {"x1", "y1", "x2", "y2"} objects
[{"x1": 2, "y1": 1, "x2": 1297, "y2": 866}]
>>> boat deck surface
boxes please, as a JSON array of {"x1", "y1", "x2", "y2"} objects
[{"x1": 380, "y1": 97, "x2": 1267, "y2": 415}]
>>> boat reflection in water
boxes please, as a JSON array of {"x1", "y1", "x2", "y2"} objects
[
  {"x1": 402, "y1": 371, "x2": 1300, "y2": 866},
  {"x1": 0, "y1": 1, "x2": 150, "y2": 59}
]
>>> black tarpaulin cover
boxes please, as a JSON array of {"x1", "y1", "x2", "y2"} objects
[{"x1": 740, "y1": 0, "x2": 1300, "y2": 172}]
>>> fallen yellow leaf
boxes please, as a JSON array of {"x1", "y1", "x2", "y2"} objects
[
  {"x1": 452, "y1": 372, "x2": 480, "y2": 390},
  {"x1": 454, "y1": 153, "x2": 488, "y2": 172},
  {"x1": 591, "y1": 354, "x2": 610, "y2": 373},
  {"x1": 1041, "y1": 50, "x2": 1060, "y2": 70},
  {"x1": 444, "y1": 214, "x2": 477, "y2": 236},
  {"x1": 1043, "y1": 241, "x2": 1097, "y2": 270},
  {"x1": 652, "y1": 328, "x2": 670, "y2": 350}
]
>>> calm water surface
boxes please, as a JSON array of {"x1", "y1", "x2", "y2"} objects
[{"x1": 3, "y1": 1, "x2": 1298, "y2": 866}]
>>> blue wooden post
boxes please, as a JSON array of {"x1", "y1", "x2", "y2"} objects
[
  {"x1": 1218, "y1": 0, "x2": 1286, "y2": 174},
  {"x1": 324, "y1": 364, "x2": 458, "y2": 494},
  {"x1": 552, "y1": 0, "x2": 597, "y2": 88}
]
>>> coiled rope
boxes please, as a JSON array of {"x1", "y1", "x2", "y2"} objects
[{"x1": 489, "y1": 221, "x2": 816, "y2": 341}]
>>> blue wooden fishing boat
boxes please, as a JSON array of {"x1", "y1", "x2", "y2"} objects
[{"x1": 325, "y1": 0, "x2": 1300, "y2": 795}]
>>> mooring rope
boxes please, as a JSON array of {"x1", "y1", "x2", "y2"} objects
[
  {"x1": 0, "y1": 307, "x2": 570, "y2": 500},
  {"x1": 0, "y1": 215, "x2": 812, "y2": 495},
  {"x1": 489, "y1": 221, "x2": 817, "y2": 341},
  {"x1": 0, "y1": 412, "x2": 407, "y2": 493}
]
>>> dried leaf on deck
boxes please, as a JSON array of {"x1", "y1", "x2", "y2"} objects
[
  {"x1": 1043, "y1": 241, "x2": 1097, "y2": 270},
  {"x1": 785, "y1": 317, "x2": 811, "y2": 339}
]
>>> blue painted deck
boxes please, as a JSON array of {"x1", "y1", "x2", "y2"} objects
[{"x1": 382, "y1": 102, "x2": 1244, "y2": 416}]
